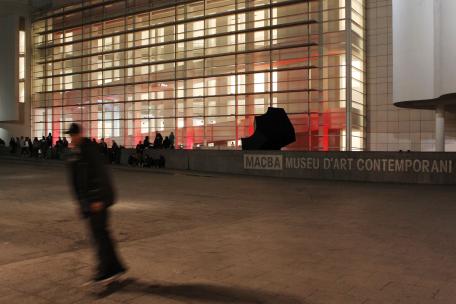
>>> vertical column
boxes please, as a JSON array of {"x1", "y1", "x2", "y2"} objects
[
  {"x1": 234, "y1": 0, "x2": 239, "y2": 149},
  {"x1": 318, "y1": 0, "x2": 324, "y2": 151},
  {"x1": 345, "y1": 0, "x2": 352, "y2": 151},
  {"x1": 203, "y1": 1, "x2": 207, "y2": 147},
  {"x1": 174, "y1": 5, "x2": 178, "y2": 148},
  {"x1": 435, "y1": 105, "x2": 445, "y2": 152}
]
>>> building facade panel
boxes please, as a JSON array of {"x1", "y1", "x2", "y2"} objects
[
  {"x1": 367, "y1": 0, "x2": 456, "y2": 152},
  {"x1": 31, "y1": 0, "x2": 366, "y2": 150},
  {"x1": 0, "y1": 1, "x2": 32, "y2": 141}
]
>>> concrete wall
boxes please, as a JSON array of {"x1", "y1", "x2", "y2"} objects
[
  {"x1": 121, "y1": 149, "x2": 456, "y2": 184},
  {"x1": 393, "y1": 0, "x2": 456, "y2": 103},
  {"x1": 0, "y1": 0, "x2": 32, "y2": 144},
  {"x1": 0, "y1": 14, "x2": 18, "y2": 122},
  {"x1": 392, "y1": 0, "x2": 436, "y2": 103},
  {"x1": 366, "y1": 0, "x2": 456, "y2": 151},
  {"x1": 0, "y1": 102, "x2": 31, "y2": 143}
]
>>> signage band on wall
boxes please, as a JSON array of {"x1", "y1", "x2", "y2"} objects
[{"x1": 244, "y1": 154, "x2": 453, "y2": 174}]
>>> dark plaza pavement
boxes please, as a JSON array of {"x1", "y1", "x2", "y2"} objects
[{"x1": 1, "y1": 159, "x2": 456, "y2": 303}]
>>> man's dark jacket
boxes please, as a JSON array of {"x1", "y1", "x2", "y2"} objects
[{"x1": 68, "y1": 138, "x2": 115, "y2": 217}]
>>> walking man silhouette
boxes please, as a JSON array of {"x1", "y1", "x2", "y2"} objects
[{"x1": 65, "y1": 123, "x2": 126, "y2": 284}]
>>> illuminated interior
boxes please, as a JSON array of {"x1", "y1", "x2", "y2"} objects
[
  {"x1": 19, "y1": 17, "x2": 26, "y2": 104},
  {"x1": 31, "y1": 0, "x2": 365, "y2": 150}
]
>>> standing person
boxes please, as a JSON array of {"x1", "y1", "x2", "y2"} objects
[
  {"x1": 135, "y1": 140, "x2": 145, "y2": 166},
  {"x1": 9, "y1": 137, "x2": 16, "y2": 154},
  {"x1": 40, "y1": 136, "x2": 48, "y2": 159},
  {"x1": 163, "y1": 136, "x2": 170, "y2": 149},
  {"x1": 158, "y1": 133, "x2": 163, "y2": 148},
  {"x1": 99, "y1": 138, "x2": 109, "y2": 161},
  {"x1": 111, "y1": 140, "x2": 120, "y2": 164},
  {"x1": 55, "y1": 137, "x2": 64, "y2": 159},
  {"x1": 65, "y1": 123, "x2": 126, "y2": 283},
  {"x1": 47, "y1": 133, "x2": 53, "y2": 148},
  {"x1": 143, "y1": 136, "x2": 150, "y2": 149},
  {"x1": 27, "y1": 137, "x2": 33, "y2": 156},
  {"x1": 32, "y1": 137, "x2": 40, "y2": 157},
  {"x1": 153, "y1": 132, "x2": 163, "y2": 149},
  {"x1": 19, "y1": 137, "x2": 24, "y2": 154},
  {"x1": 169, "y1": 132, "x2": 175, "y2": 149},
  {"x1": 102, "y1": 138, "x2": 108, "y2": 155},
  {"x1": 20, "y1": 137, "x2": 27, "y2": 155},
  {"x1": 15, "y1": 137, "x2": 20, "y2": 153}
]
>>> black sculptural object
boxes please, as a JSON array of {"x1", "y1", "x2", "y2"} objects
[{"x1": 241, "y1": 107, "x2": 296, "y2": 150}]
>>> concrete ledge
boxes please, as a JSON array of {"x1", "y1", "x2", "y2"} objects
[
  {"x1": 2, "y1": 149, "x2": 455, "y2": 184},
  {"x1": 120, "y1": 149, "x2": 456, "y2": 184},
  {"x1": 0, "y1": 154, "x2": 65, "y2": 168},
  {"x1": 144, "y1": 149, "x2": 189, "y2": 169}
]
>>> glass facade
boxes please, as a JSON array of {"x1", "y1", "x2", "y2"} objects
[
  {"x1": 31, "y1": 0, "x2": 365, "y2": 150},
  {"x1": 19, "y1": 17, "x2": 26, "y2": 104}
]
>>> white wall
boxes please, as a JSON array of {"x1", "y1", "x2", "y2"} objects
[
  {"x1": 0, "y1": 1, "x2": 31, "y2": 143},
  {"x1": 367, "y1": 0, "x2": 456, "y2": 152},
  {"x1": 393, "y1": 0, "x2": 456, "y2": 104},
  {"x1": 0, "y1": 14, "x2": 19, "y2": 122},
  {"x1": 437, "y1": 0, "x2": 456, "y2": 98}
]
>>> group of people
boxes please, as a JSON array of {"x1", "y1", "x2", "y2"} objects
[
  {"x1": 6, "y1": 133, "x2": 124, "y2": 164},
  {"x1": 128, "y1": 132, "x2": 174, "y2": 167},
  {"x1": 4, "y1": 131, "x2": 176, "y2": 167},
  {"x1": 137, "y1": 131, "x2": 175, "y2": 152},
  {"x1": 8, "y1": 133, "x2": 69, "y2": 159},
  {"x1": 90, "y1": 137, "x2": 122, "y2": 164}
]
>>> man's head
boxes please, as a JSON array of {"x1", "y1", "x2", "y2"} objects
[{"x1": 64, "y1": 123, "x2": 82, "y2": 146}]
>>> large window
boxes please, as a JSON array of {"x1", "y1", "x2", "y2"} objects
[
  {"x1": 31, "y1": 0, "x2": 365, "y2": 151},
  {"x1": 19, "y1": 17, "x2": 26, "y2": 103}
]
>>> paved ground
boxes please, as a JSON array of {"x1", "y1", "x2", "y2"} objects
[{"x1": 1, "y1": 158, "x2": 456, "y2": 303}]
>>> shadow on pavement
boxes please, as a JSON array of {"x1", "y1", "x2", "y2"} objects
[{"x1": 95, "y1": 278, "x2": 305, "y2": 303}]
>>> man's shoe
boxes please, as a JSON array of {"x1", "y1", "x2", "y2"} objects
[{"x1": 93, "y1": 268, "x2": 127, "y2": 285}]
